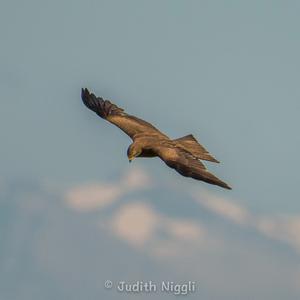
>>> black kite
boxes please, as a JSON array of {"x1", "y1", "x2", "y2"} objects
[{"x1": 81, "y1": 88, "x2": 231, "y2": 190}]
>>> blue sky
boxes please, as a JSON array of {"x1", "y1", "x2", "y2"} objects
[{"x1": 1, "y1": 1, "x2": 300, "y2": 299}]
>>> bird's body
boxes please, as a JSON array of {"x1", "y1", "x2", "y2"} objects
[{"x1": 81, "y1": 88, "x2": 231, "y2": 190}]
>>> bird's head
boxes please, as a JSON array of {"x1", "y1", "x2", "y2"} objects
[{"x1": 127, "y1": 143, "x2": 142, "y2": 162}]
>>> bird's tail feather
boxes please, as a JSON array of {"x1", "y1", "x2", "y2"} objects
[{"x1": 173, "y1": 134, "x2": 219, "y2": 163}]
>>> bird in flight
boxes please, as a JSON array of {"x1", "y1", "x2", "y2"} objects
[{"x1": 81, "y1": 88, "x2": 231, "y2": 190}]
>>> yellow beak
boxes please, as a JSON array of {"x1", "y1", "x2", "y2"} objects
[{"x1": 128, "y1": 156, "x2": 134, "y2": 163}]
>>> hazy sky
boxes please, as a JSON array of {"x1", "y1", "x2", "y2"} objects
[
  {"x1": 1, "y1": 1, "x2": 300, "y2": 299},
  {"x1": 1, "y1": 0, "x2": 300, "y2": 211}
]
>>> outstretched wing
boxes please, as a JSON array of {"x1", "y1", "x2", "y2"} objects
[
  {"x1": 81, "y1": 88, "x2": 167, "y2": 140},
  {"x1": 157, "y1": 146, "x2": 231, "y2": 189}
]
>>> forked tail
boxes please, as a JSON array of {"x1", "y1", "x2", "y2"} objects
[{"x1": 173, "y1": 134, "x2": 219, "y2": 163}]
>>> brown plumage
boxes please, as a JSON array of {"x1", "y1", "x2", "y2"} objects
[{"x1": 81, "y1": 88, "x2": 231, "y2": 190}]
